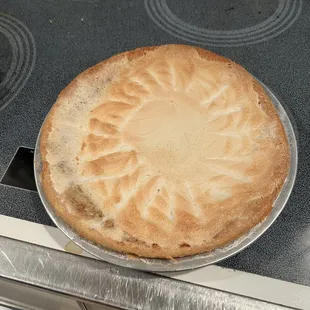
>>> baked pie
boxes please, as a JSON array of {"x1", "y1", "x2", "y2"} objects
[{"x1": 40, "y1": 45, "x2": 289, "y2": 258}]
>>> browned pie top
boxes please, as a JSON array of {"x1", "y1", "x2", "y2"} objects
[{"x1": 40, "y1": 45, "x2": 289, "y2": 258}]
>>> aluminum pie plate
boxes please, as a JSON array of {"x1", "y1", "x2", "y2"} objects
[{"x1": 34, "y1": 81, "x2": 298, "y2": 272}]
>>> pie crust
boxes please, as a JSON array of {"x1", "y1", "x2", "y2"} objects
[{"x1": 40, "y1": 45, "x2": 289, "y2": 258}]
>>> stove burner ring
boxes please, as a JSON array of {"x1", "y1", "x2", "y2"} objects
[
  {"x1": 145, "y1": 0, "x2": 303, "y2": 47},
  {"x1": 0, "y1": 14, "x2": 36, "y2": 112}
]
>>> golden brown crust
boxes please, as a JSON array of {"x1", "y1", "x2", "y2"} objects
[{"x1": 40, "y1": 44, "x2": 289, "y2": 258}]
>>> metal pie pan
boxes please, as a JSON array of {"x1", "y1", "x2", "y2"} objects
[{"x1": 34, "y1": 81, "x2": 298, "y2": 272}]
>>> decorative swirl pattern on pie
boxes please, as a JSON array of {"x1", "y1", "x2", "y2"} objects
[{"x1": 40, "y1": 45, "x2": 289, "y2": 258}]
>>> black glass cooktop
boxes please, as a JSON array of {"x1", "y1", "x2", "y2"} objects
[
  {"x1": 0, "y1": 147, "x2": 36, "y2": 192},
  {"x1": 0, "y1": 0, "x2": 309, "y2": 286}
]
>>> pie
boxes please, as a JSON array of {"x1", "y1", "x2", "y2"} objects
[{"x1": 40, "y1": 45, "x2": 289, "y2": 258}]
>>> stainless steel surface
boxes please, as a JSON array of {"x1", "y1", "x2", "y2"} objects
[
  {"x1": 34, "y1": 81, "x2": 298, "y2": 272},
  {"x1": 0, "y1": 236, "x2": 293, "y2": 310},
  {"x1": 82, "y1": 302, "x2": 120, "y2": 310},
  {"x1": 0, "y1": 298, "x2": 39, "y2": 310},
  {"x1": 77, "y1": 301, "x2": 88, "y2": 310}
]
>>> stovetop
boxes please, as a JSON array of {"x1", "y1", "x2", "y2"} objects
[{"x1": 0, "y1": 0, "x2": 309, "y2": 287}]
